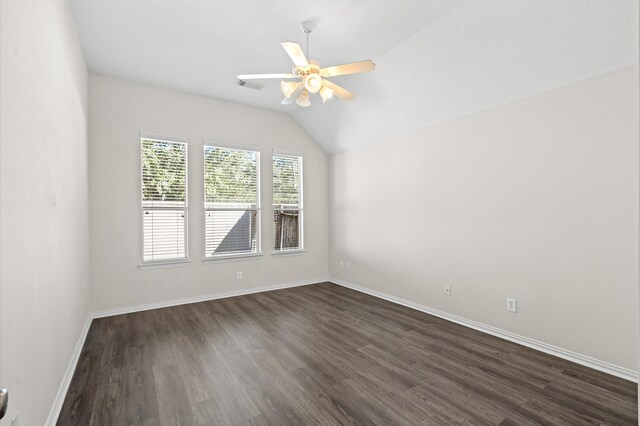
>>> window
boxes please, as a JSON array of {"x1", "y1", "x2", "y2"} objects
[
  {"x1": 141, "y1": 134, "x2": 188, "y2": 263},
  {"x1": 204, "y1": 144, "x2": 260, "y2": 258},
  {"x1": 273, "y1": 152, "x2": 303, "y2": 251}
]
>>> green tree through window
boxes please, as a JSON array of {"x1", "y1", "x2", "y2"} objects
[
  {"x1": 141, "y1": 139, "x2": 186, "y2": 202},
  {"x1": 273, "y1": 155, "x2": 300, "y2": 206},
  {"x1": 204, "y1": 146, "x2": 257, "y2": 203}
]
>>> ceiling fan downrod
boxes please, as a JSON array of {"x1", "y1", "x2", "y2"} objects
[{"x1": 301, "y1": 21, "x2": 314, "y2": 59}]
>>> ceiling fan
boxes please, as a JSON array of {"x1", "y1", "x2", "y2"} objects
[{"x1": 237, "y1": 21, "x2": 375, "y2": 107}]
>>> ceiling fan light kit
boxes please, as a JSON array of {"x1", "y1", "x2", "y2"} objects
[{"x1": 238, "y1": 21, "x2": 375, "y2": 108}]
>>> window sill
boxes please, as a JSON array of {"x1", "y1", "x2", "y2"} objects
[
  {"x1": 138, "y1": 259, "x2": 191, "y2": 270},
  {"x1": 202, "y1": 252, "x2": 263, "y2": 264},
  {"x1": 272, "y1": 249, "x2": 306, "y2": 257}
]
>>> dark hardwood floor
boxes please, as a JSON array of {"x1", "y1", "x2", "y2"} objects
[{"x1": 58, "y1": 282, "x2": 637, "y2": 425}]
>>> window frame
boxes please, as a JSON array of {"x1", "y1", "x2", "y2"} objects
[
  {"x1": 139, "y1": 132, "x2": 190, "y2": 268},
  {"x1": 203, "y1": 140, "x2": 262, "y2": 261},
  {"x1": 272, "y1": 149, "x2": 304, "y2": 254}
]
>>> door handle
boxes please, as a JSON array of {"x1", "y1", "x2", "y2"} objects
[{"x1": 0, "y1": 388, "x2": 7, "y2": 419}]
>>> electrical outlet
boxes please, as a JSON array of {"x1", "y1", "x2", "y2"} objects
[
  {"x1": 339, "y1": 261, "x2": 344, "y2": 270},
  {"x1": 345, "y1": 262, "x2": 350, "y2": 271},
  {"x1": 236, "y1": 271, "x2": 243, "y2": 280},
  {"x1": 444, "y1": 284, "x2": 451, "y2": 296},
  {"x1": 506, "y1": 298, "x2": 517, "y2": 312}
]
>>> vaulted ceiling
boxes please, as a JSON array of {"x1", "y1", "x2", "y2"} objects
[{"x1": 70, "y1": 0, "x2": 638, "y2": 153}]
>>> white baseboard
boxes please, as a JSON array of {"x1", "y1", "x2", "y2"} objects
[
  {"x1": 48, "y1": 276, "x2": 635, "y2": 425},
  {"x1": 330, "y1": 278, "x2": 638, "y2": 383},
  {"x1": 45, "y1": 313, "x2": 93, "y2": 426},
  {"x1": 92, "y1": 277, "x2": 330, "y2": 318}
]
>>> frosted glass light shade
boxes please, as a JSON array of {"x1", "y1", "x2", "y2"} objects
[
  {"x1": 304, "y1": 74, "x2": 323, "y2": 93},
  {"x1": 281, "y1": 81, "x2": 298, "y2": 98},
  {"x1": 295, "y1": 90, "x2": 311, "y2": 107},
  {"x1": 319, "y1": 85, "x2": 334, "y2": 103}
]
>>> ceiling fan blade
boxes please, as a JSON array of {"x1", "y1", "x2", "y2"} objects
[
  {"x1": 320, "y1": 60, "x2": 375, "y2": 77},
  {"x1": 237, "y1": 73, "x2": 296, "y2": 80},
  {"x1": 281, "y1": 42, "x2": 309, "y2": 68},
  {"x1": 322, "y1": 80, "x2": 354, "y2": 100}
]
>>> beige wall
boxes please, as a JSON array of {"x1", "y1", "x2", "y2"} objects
[
  {"x1": 0, "y1": 0, "x2": 91, "y2": 424},
  {"x1": 329, "y1": 66, "x2": 639, "y2": 371},
  {"x1": 89, "y1": 74, "x2": 329, "y2": 312}
]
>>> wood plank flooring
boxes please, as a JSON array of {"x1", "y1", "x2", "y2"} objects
[{"x1": 58, "y1": 282, "x2": 637, "y2": 425}]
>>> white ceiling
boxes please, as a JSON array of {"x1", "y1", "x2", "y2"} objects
[{"x1": 71, "y1": 0, "x2": 638, "y2": 153}]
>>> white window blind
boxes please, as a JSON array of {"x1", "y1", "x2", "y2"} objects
[
  {"x1": 141, "y1": 135, "x2": 188, "y2": 263},
  {"x1": 273, "y1": 152, "x2": 303, "y2": 251},
  {"x1": 204, "y1": 144, "x2": 260, "y2": 257}
]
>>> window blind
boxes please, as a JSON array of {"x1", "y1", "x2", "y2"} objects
[
  {"x1": 273, "y1": 152, "x2": 302, "y2": 251},
  {"x1": 141, "y1": 136, "x2": 188, "y2": 262},
  {"x1": 204, "y1": 144, "x2": 260, "y2": 257}
]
